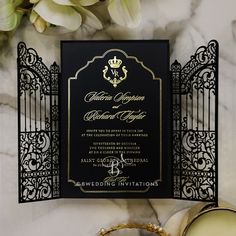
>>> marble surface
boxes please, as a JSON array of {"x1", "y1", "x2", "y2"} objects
[{"x1": 1, "y1": 0, "x2": 236, "y2": 235}]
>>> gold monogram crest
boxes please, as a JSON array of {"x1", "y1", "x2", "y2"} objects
[{"x1": 102, "y1": 56, "x2": 128, "y2": 88}]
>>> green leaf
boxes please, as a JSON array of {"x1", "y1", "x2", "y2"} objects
[
  {"x1": 34, "y1": 0, "x2": 82, "y2": 31},
  {"x1": 74, "y1": 5, "x2": 102, "y2": 29},
  {"x1": 108, "y1": 0, "x2": 141, "y2": 28}
]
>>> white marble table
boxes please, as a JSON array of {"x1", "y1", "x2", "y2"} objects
[{"x1": 1, "y1": 0, "x2": 236, "y2": 235}]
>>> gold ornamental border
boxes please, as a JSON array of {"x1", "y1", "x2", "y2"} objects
[{"x1": 67, "y1": 48, "x2": 162, "y2": 193}]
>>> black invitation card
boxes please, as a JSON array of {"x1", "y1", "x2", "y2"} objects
[{"x1": 60, "y1": 41, "x2": 172, "y2": 198}]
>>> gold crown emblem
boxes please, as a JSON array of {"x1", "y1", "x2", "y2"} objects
[{"x1": 108, "y1": 56, "x2": 122, "y2": 68}]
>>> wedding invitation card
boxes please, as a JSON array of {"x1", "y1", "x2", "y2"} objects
[
  {"x1": 60, "y1": 41, "x2": 172, "y2": 197},
  {"x1": 18, "y1": 40, "x2": 218, "y2": 202}
]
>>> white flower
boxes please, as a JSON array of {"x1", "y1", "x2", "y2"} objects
[
  {"x1": 31, "y1": 0, "x2": 102, "y2": 32},
  {"x1": 108, "y1": 0, "x2": 141, "y2": 28},
  {"x1": 0, "y1": 0, "x2": 24, "y2": 31}
]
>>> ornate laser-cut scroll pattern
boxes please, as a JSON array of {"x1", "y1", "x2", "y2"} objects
[
  {"x1": 172, "y1": 40, "x2": 218, "y2": 201},
  {"x1": 18, "y1": 42, "x2": 60, "y2": 202}
]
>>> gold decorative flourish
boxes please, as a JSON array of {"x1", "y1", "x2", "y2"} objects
[{"x1": 98, "y1": 223, "x2": 170, "y2": 236}]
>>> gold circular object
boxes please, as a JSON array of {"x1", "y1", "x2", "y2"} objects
[{"x1": 98, "y1": 223, "x2": 170, "y2": 236}]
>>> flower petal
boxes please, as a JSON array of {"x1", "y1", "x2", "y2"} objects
[
  {"x1": 0, "y1": 3, "x2": 22, "y2": 31},
  {"x1": 14, "y1": 0, "x2": 24, "y2": 6},
  {"x1": 108, "y1": 0, "x2": 141, "y2": 28},
  {"x1": 34, "y1": 0, "x2": 82, "y2": 31},
  {"x1": 52, "y1": 0, "x2": 75, "y2": 6},
  {"x1": 75, "y1": 5, "x2": 102, "y2": 30},
  {"x1": 76, "y1": 0, "x2": 99, "y2": 6},
  {"x1": 29, "y1": 10, "x2": 38, "y2": 23},
  {"x1": 29, "y1": 0, "x2": 40, "y2": 4},
  {"x1": 34, "y1": 16, "x2": 49, "y2": 33}
]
